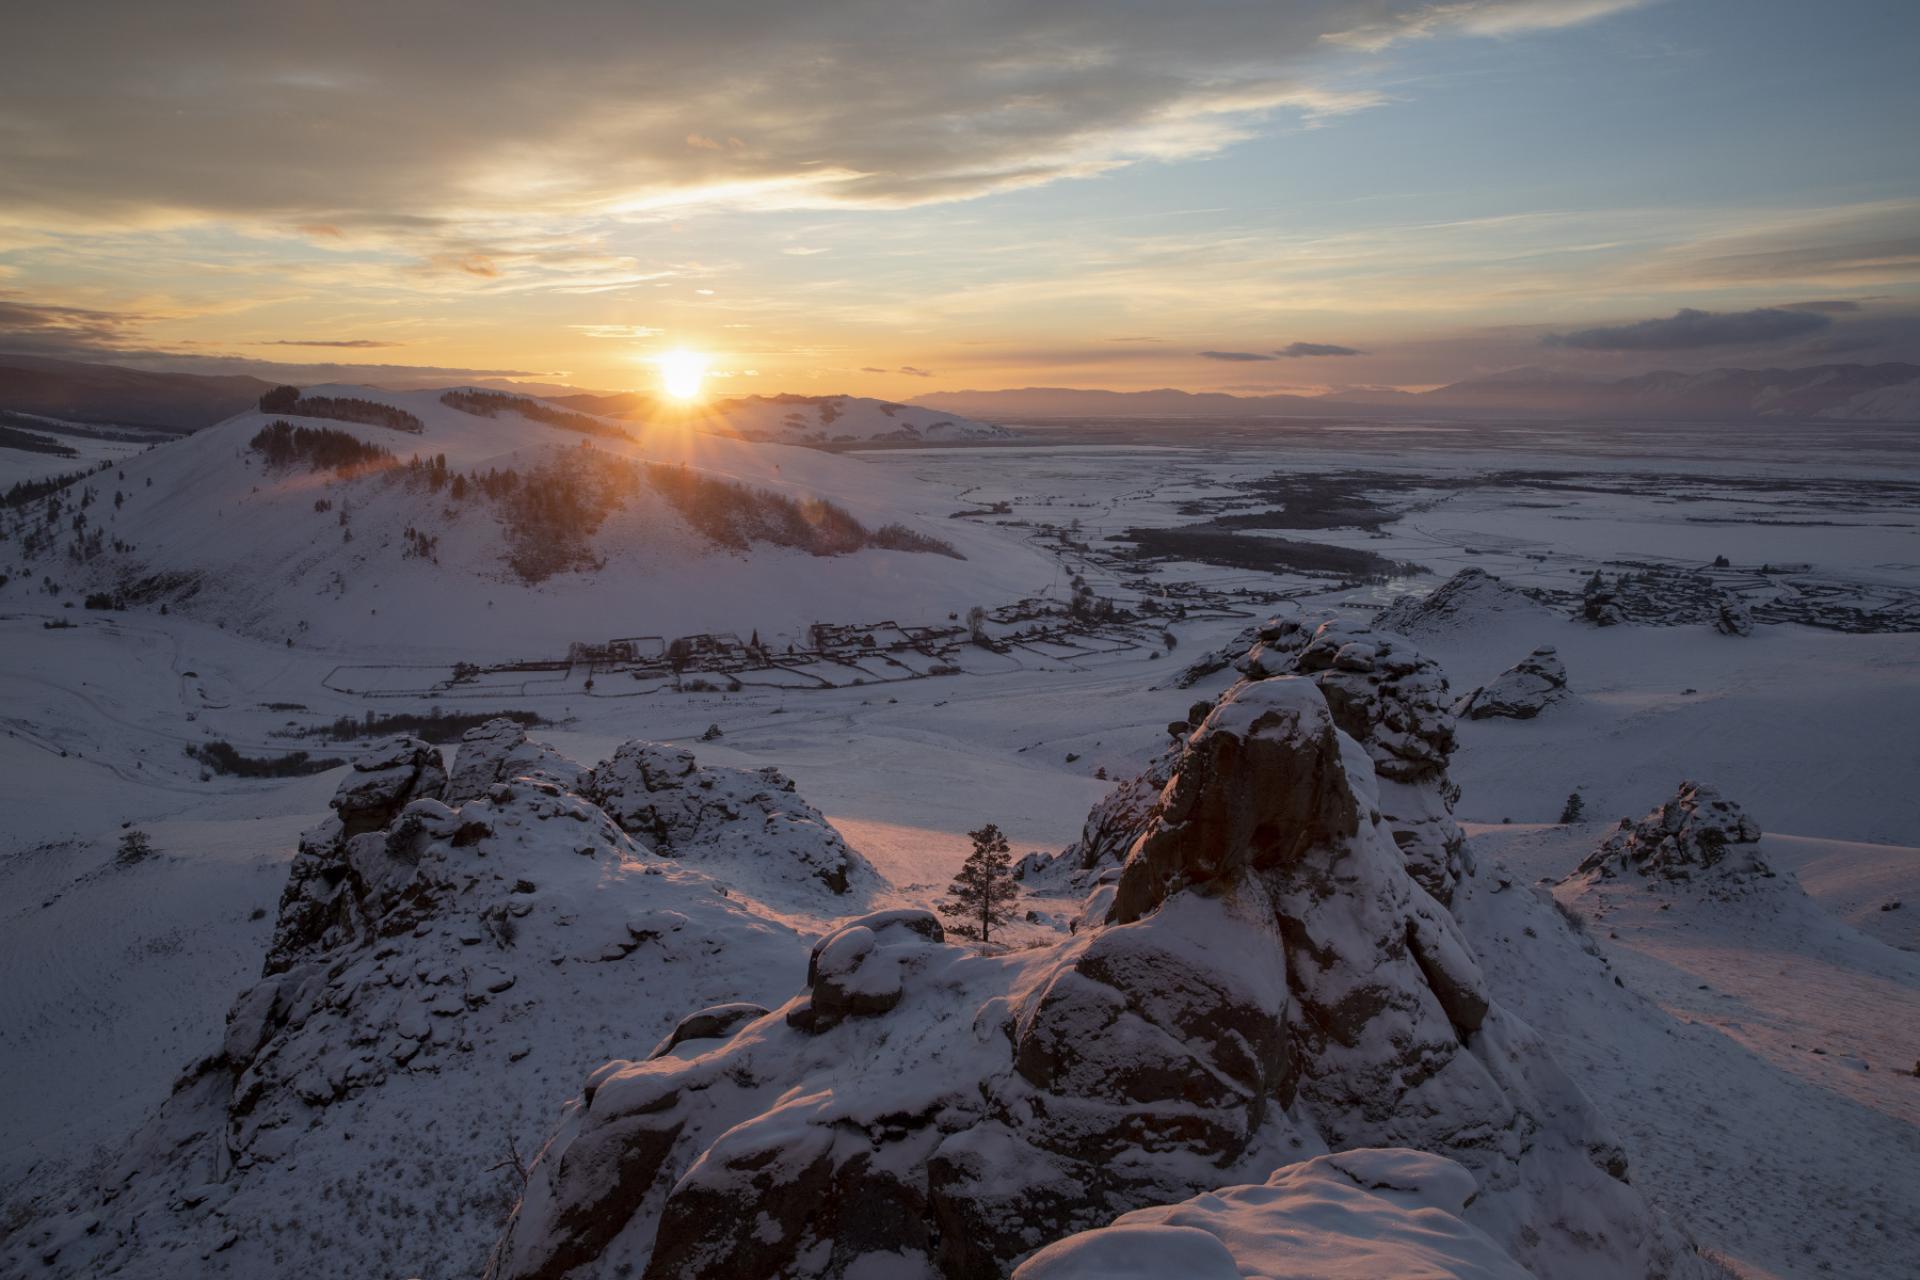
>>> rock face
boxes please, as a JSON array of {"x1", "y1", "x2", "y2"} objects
[
  {"x1": 445, "y1": 717, "x2": 587, "y2": 804},
  {"x1": 1573, "y1": 782, "x2": 1769, "y2": 883},
  {"x1": 8, "y1": 731, "x2": 835, "y2": 1280},
  {"x1": 1455, "y1": 646, "x2": 1569, "y2": 720},
  {"x1": 1013, "y1": 1148, "x2": 1532, "y2": 1280},
  {"x1": 1712, "y1": 593, "x2": 1754, "y2": 636},
  {"x1": 1582, "y1": 575, "x2": 1627, "y2": 627},
  {"x1": 1071, "y1": 615, "x2": 1468, "y2": 907},
  {"x1": 491, "y1": 670, "x2": 1710, "y2": 1280},
  {"x1": 266, "y1": 735, "x2": 449, "y2": 973},
  {"x1": 585, "y1": 740, "x2": 870, "y2": 895},
  {"x1": 1376, "y1": 568, "x2": 1555, "y2": 640}
]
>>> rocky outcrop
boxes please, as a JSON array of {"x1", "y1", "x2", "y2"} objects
[
  {"x1": 11, "y1": 732, "x2": 822, "y2": 1280},
  {"x1": 1712, "y1": 593, "x2": 1753, "y2": 636},
  {"x1": 491, "y1": 674, "x2": 1710, "y2": 1280},
  {"x1": 1572, "y1": 782, "x2": 1769, "y2": 883},
  {"x1": 266, "y1": 735, "x2": 448, "y2": 973},
  {"x1": 586, "y1": 740, "x2": 870, "y2": 895},
  {"x1": 445, "y1": 717, "x2": 587, "y2": 804},
  {"x1": 1376, "y1": 568, "x2": 1554, "y2": 640},
  {"x1": 1582, "y1": 574, "x2": 1627, "y2": 627},
  {"x1": 1454, "y1": 646, "x2": 1568, "y2": 720}
]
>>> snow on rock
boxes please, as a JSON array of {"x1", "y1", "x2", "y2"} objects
[
  {"x1": 1130, "y1": 614, "x2": 1469, "y2": 905},
  {"x1": 6, "y1": 732, "x2": 820, "y2": 1280},
  {"x1": 446, "y1": 716, "x2": 588, "y2": 804},
  {"x1": 1454, "y1": 646, "x2": 1569, "y2": 721},
  {"x1": 1712, "y1": 592, "x2": 1753, "y2": 637},
  {"x1": 491, "y1": 672, "x2": 1712, "y2": 1280},
  {"x1": 1377, "y1": 568, "x2": 1557, "y2": 640},
  {"x1": 1013, "y1": 1148, "x2": 1532, "y2": 1280},
  {"x1": 709, "y1": 394, "x2": 1012, "y2": 446},
  {"x1": 1572, "y1": 782, "x2": 1769, "y2": 884},
  {"x1": 585, "y1": 739, "x2": 872, "y2": 895}
]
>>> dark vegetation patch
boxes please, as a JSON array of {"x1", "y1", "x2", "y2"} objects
[
  {"x1": 186, "y1": 741, "x2": 345, "y2": 777},
  {"x1": 258, "y1": 385, "x2": 423, "y2": 433},
  {"x1": 1122, "y1": 526, "x2": 1423, "y2": 579},
  {"x1": 301, "y1": 707, "x2": 549, "y2": 742},
  {"x1": 3, "y1": 466, "x2": 106, "y2": 509},
  {"x1": 249, "y1": 421, "x2": 395, "y2": 474},
  {"x1": 444, "y1": 448, "x2": 963, "y2": 583},
  {"x1": 1180, "y1": 471, "x2": 1423, "y2": 531},
  {"x1": 0, "y1": 421, "x2": 78, "y2": 458},
  {"x1": 439, "y1": 390, "x2": 630, "y2": 439}
]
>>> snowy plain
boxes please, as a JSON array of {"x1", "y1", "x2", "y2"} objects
[{"x1": 1, "y1": 401, "x2": 1915, "y2": 1278}]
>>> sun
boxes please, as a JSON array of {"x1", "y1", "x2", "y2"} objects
[{"x1": 657, "y1": 349, "x2": 710, "y2": 402}]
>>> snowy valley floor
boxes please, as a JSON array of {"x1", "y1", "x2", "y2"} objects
[{"x1": 2, "y1": 417, "x2": 1916, "y2": 1278}]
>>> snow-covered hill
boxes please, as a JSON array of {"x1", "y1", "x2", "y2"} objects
[
  {"x1": 0, "y1": 385, "x2": 1049, "y2": 659},
  {"x1": 706, "y1": 394, "x2": 1012, "y2": 445}
]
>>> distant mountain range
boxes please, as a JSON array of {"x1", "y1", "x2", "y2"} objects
[
  {"x1": 0, "y1": 353, "x2": 273, "y2": 431},
  {"x1": 915, "y1": 361, "x2": 1920, "y2": 422},
  {"x1": 9, "y1": 353, "x2": 1917, "y2": 435}
]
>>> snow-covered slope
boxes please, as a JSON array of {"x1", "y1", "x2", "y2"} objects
[
  {"x1": 1817, "y1": 376, "x2": 1920, "y2": 421},
  {"x1": 706, "y1": 394, "x2": 1012, "y2": 445},
  {"x1": 0, "y1": 385, "x2": 1050, "y2": 659}
]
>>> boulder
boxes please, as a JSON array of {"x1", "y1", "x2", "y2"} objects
[
  {"x1": 1455, "y1": 646, "x2": 1568, "y2": 720},
  {"x1": 1572, "y1": 782, "x2": 1768, "y2": 883}
]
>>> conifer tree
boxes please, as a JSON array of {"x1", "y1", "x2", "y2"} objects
[{"x1": 938, "y1": 823, "x2": 1017, "y2": 942}]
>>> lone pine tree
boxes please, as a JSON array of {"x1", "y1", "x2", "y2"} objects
[{"x1": 939, "y1": 823, "x2": 1018, "y2": 943}]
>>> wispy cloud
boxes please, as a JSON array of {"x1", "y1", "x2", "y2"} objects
[
  {"x1": 255, "y1": 338, "x2": 404, "y2": 348},
  {"x1": 1276, "y1": 341, "x2": 1364, "y2": 357},
  {"x1": 1199, "y1": 349, "x2": 1276, "y2": 361}
]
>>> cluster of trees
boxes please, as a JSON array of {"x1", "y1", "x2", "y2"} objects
[
  {"x1": 249, "y1": 421, "x2": 395, "y2": 474},
  {"x1": 259, "y1": 386, "x2": 423, "y2": 432},
  {"x1": 869, "y1": 523, "x2": 964, "y2": 559},
  {"x1": 2, "y1": 466, "x2": 105, "y2": 510},
  {"x1": 185, "y1": 740, "x2": 344, "y2": 777},
  {"x1": 646, "y1": 462, "x2": 870, "y2": 556},
  {"x1": 439, "y1": 390, "x2": 628, "y2": 439},
  {"x1": 304, "y1": 707, "x2": 545, "y2": 742}
]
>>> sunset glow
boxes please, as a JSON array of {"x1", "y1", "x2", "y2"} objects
[{"x1": 657, "y1": 350, "x2": 710, "y2": 402}]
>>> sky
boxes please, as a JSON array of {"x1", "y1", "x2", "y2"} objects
[{"x1": 1, "y1": 0, "x2": 1916, "y2": 398}]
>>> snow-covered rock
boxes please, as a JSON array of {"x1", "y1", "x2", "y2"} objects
[
  {"x1": 491, "y1": 673, "x2": 1711, "y2": 1280},
  {"x1": 445, "y1": 717, "x2": 587, "y2": 803},
  {"x1": 1572, "y1": 782, "x2": 1769, "y2": 883},
  {"x1": 1712, "y1": 592, "x2": 1753, "y2": 637},
  {"x1": 585, "y1": 740, "x2": 871, "y2": 895},
  {"x1": 1013, "y1": 1148, "x2": 1532, "y2": 1280},
  {"x1": 5, "y1": 732, "x2": 831, "y2": 1280},
  {"x1": 1455, "y1": 646, "x2": 1569, "y2": 720},
  {"x1": 1377, "y1": 568, "x2": 1555, "y2": 640}
]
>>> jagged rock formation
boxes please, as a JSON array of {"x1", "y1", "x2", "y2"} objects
[
  {"x1": 1454, "y1": 646, "x2": 1569, "y2": 720},
  {"x1": 1582, "y1": 574, "x2": 1627, "y2": 626},
  {"x1": 1712, "y1": 593, "x2": 1753, "y2": 637},
  {"x1": 446, "y1": 717, "x2": 588, "y2": 803},
  {"x1": 585, "y1": 740, "x2": 869, "y2": 894},
  {"x1": 1572, "y1": 782, "x2": 1769, "y2": 883},
  {"x1": 1080, "y1": 615, "x2": 1468, "y2": 907},
  {"x1": 491, "y1": 673, "x2": 1711, "y2": 1280},
  {"x1": 7, "y1": 733, "x2": 834, "y2": 1280},
  {"x1": 1376, "y1": 568, "x2": 1555, "y2": 639},
  {"x1": 1171, "y1": 608, "x2": 1305, "y2": 688},
  {"x1": 1013, "y1": 1148, "x2": 1532, "y2": 1280}
]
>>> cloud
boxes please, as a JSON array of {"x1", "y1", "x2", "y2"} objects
[
  {"x1": 1275, "y1": 341, "x2": 1364, "y2": 357},
  {"x1": 1544, "y1": 307, "x2": 1833, "y2": 351},
  {"x1": 860, "y1": 366, "x2": 888, "y2": 374},
  {"x1": 1781, "y1": 299, "x2": 1862, "y2": 314},
  {"x1": 0, "y1": 1, "x2": 1638, "y2": 248},
  {"x1": 255, "y1": 338, "x2": 403, "y2": 348},
  {"x1": 0, "y1": 297, "x2": 153, "y2": 353},
  {"x1": 897, "y1": 365, "x2": 934, "y2": 377},
  {"x1": 571, "y1": 324, "x2": 665, "y2": 340},
  {"x1": 1326, "y1": 0, "x2": 1650, "y2": 52},
  {"x1": 1199, "y1": 349, "x2": 1275, "y2": 361}
]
